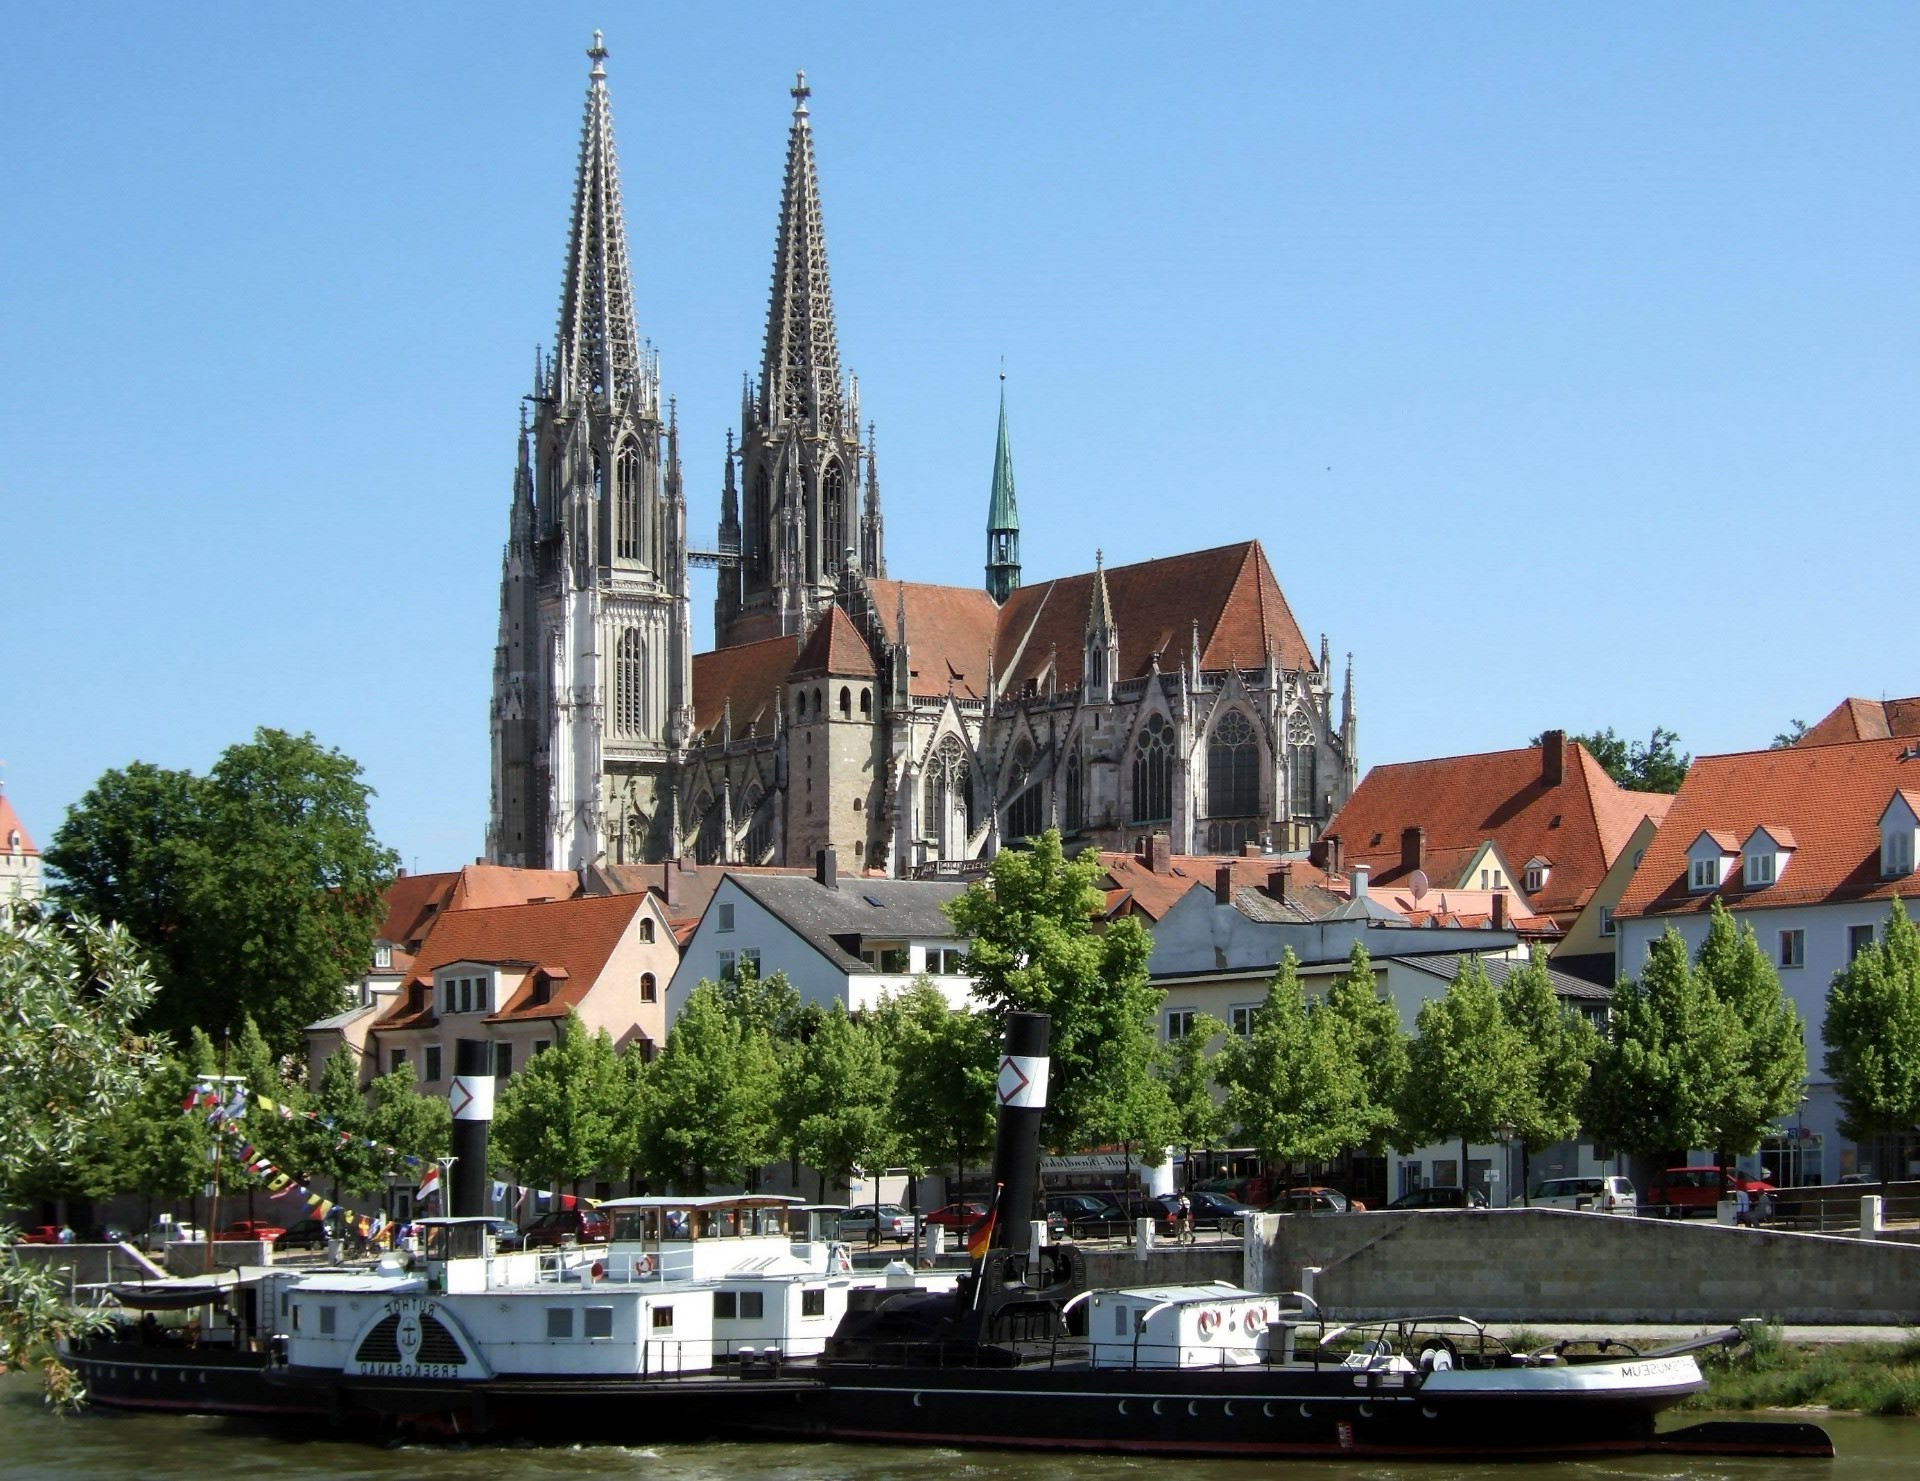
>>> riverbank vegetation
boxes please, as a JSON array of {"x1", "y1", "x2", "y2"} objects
[{"x1": 1688, "y1": 1325, "x2": 1920, "y2": 1416}]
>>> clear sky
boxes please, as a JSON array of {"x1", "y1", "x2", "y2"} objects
[{"x1": 5, "y1": 4, "x2": 1915, "y2": 872}]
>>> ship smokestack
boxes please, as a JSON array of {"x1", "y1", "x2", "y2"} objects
[
  {"x1": 985, "y1": 1012, "x2": 1050, "y2": 1254},
  {"x1": 450, "y1": 1038, "x2": 496, "y2": 1218}
]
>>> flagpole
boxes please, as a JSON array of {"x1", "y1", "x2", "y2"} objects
[{"x1": 202, "y1": 1037, "x2": 246, "y2": 1276}]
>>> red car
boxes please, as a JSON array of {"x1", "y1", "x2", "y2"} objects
[
  {"x1": 217, "y1": 1219, "x2": 288, "y2": 1243},
  {"x1": 922, "y1": 1201, "x2": 989, "y2": 1232},
  {"x1": 14, "y1": 1225, "x2": 68, "y2": 1245},
  {"x1": 521, "y1": 1207, "x2": 611, "y2": 1248},
  {"x1": 1646, "y1": 1167, "x2": 1774, "y2": 1218}
]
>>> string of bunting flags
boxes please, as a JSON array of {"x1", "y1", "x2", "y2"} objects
[{"x1": 183, "y1": 1080, "x2": 591, "y2": 1238}]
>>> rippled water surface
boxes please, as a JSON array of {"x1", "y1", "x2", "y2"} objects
[{"x1": 2, "y1": 1374, "x2": 1913, "y2": 1479}]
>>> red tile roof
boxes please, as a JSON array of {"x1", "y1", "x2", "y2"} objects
[
  {"x1": 1615, "y1": 738, "x2": 1920, "y2": 920},
  {"x1": 868, "y1": 579, "x2": 1002, "y2": 700},
  {"x1": 375, "y1": 866, "x2": 580, "y2": 954},
  {"x1": 1322, "y1": 737, "x2": 1672, "y2": 919},
  {"x1": 0, "y1": 793, "x2": 38, "y2": 855},
  {"x1": 790, "y1": 604, "x2": 878, "y2": 680},
  {"x1": 1094, "y1": 850, "x2": 1345, "y2": 922},
  {"x1": 592, "y1": 859, "x2": 812, "y2": 927},
  {"x1": 691, "y1": 633, "x2": 801, "y2": 741},
  {"x1": 374, "y1": 893, "x2": 650, "y2": 1029},
  {"x1": 996, "y1": 542, "x2": 1314, "y2": 693},
  {"x1": 1801, "y1": 696, "x2": 1920, "y2": 747}
]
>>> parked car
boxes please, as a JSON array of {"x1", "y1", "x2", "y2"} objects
[
  {"x1": 1123, "y1": 1197, "x2": 1181, "y2": 1236},
  {"x1": 1186, "y1": 1190, "x2": 1258, "y2": 1234},
  {"x1": 217, "y1": 1218, "x2": 288, "y2": 1243},
  {"x1": 138, "y1": 1216, "x2": 203, "y2": 1251},
  {"x1": 1529, "y1": 1176, "x2": 1637, "y2": 1215},
  {"x1": 521, "y1": 1207, "x2": 611, "y2": 1248},
  {"x1": 1645, "y1": 1167, "x2": 1772, "y2": 1219},
  {"x1": 275, "y1": 1217, "x2": 332, "y2": 1250},
  {"x1": 1267, "y1": 1186, "x2": 1366, "y2": 1214},
  {"x1": 1386, "y1": 1186, "x2": 1488, "y2": 1211},
  {"x1": 93, "y1": 1223, "x2": 131, "y2": 1244},
  {"x1": 1044, "y1": 1192, "x2": 1130, "y2": 1239},
  {"x1": 922, "y1": 1201, "x2": 989, "y2": 1233},
  {"x1": 13, "y1": 1225, "x2": 68, "y2": 1245},
  {"x1": 484, "y1": 1217, "x2": 524, "y2": 1251},
  {"x1": 836, "y1": 1204, "x2": 918, "y2": 1242}
]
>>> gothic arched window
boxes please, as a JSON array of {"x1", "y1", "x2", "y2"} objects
[
  {"x1": 614, "y1": 440, "x2": 641, "y2": 561},
  {"x1": 693, "y1": 793, "x2": 724, "y2": 865},
  {"x1": 860, "y1": 688, "x2": 872, "y2": 717},
  {"x1": 1287, "y1": 712, "x2": 1318, "y2": 819},
  {"x1": 822, "y1": 461, "x2": 846, "y2": 577},
  {"x1": 614, "y1": 628, "x2": 646, "y2": 736},
  {"x1": 1064, "y1": 747, "x2": 1085, "y2": 831},
  {"x1": 750, "y1": 467, "x2": 771, "y2": 574},
  {"x1": 1006, "y1": 784, "x2": 1045, "y2": 842},
  {"x1": 1207, "y1": 709, "x2": 1259, "y2": 817},
  {"x1": 1131, "y1": 712, "x2": 1174, "y2": 823},
  {"x1": 1087, "y1": 645, "x2": 1106, "y2": 690},
  {"x1": 923, "y1": 734, "x2": 973, "y2": 860},
  {"x1": 839, "y1": 686, "x2": 851, "y2": 717},
  {"x1": 742, "y1": 783, "x2": 774, "y2": 863}
]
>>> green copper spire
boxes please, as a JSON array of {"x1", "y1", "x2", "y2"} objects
[{"x1": 985, "y1": 373, "x2": 1021, "y2": 603}]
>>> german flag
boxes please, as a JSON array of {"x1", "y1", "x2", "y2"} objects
[{"x1": 967, "y1": 1183, "x2": 1003, "y2": 1261}]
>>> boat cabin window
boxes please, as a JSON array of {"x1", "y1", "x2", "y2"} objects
[
  {"x1": 548, "y1": 1309, "x2": 573, "y2": 1339},
  {"x1": 652, "y1": 1306, "x2": 674, "y2": 1331},
  {"x1": 318, "y1": 1306, "x2": 337, "y2": 1336},
  {"x1": 1114, "y1": 1304, "x2": 1128, "y2": 1337},
  {"x1": 584, "y1": 1306, "x2": 613, "y2": 1339},
  {"x1": 714, "y1": 1290, "x2": 765, "y2": 1321},
  {"x1": 613, "y1": 1209, "x2": 662, "y2": 1243},
  {"x1": 422, "y1": 1222, "x2": 492, "y2": 1261},
  {"x1": 801, "y1": 1288, "x2": 826, "y2": 1318}
]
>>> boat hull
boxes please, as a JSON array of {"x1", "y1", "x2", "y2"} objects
[{"x1": 61, "y1": 1338, "x2": 320, "y2": 1422}]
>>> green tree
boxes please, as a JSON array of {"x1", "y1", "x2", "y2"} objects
[
  {"x1": 1400, "y1": 956, "x2": 1528, "y2": 1173},
  {"x1": 1160, "y1": 1013, "x2": 1231, "y2": 1175},
  {"x1": 0, "y1": 905, "x2": 162, "y2": 1405},
  {"x1": 1693, "y1": 898, "x2": 1806, "y2": 1169},
  {"x1": 1215, "y1": 951, "x2": 1369, "y2": 1164},
  {"x1": 871, "y1": 979, "x2": 996, "y2": 1183},
  {"x1": 1824, "y1": 899, "x2": 1920, "y2": 1154},
  {"x1": 46, "y1": 729, "x2": 398, "y2": 1056},
  {"x1": 85, "y1": 1051, "x2": 211, "y2": 1230},
  {"x1": 640, "y1": 981, "x2": 780, "y2": 1190},
  {"x1": 780, "y1": 1004, "x2": 897, "y2": 1202},
  {"x1": 946, "y1": 830, "x2": 1164, "y2": 1152},
  {"x1": 1581, "y1": 928, "x2": 1743, "y2": 1157},
  {"x1": 491, "y1": 1012, "x2": 627, "y2": 1195},
  {"x1": 366, "y1": 1061, "x2": 451, "y2": 1181},
  {"x1": 300, "y1": 1046, "x2": 387, "y2": 1200},
  {"x1": 1497, "y1": 947, "x2": 1599, "y2": 1199},
  {"x1": 1543, "y1": 727, "x2": 1690, "y2": 794},
  {"x1": 1771, "y1": 719, "x2": 1810, "y2": 749},
  {"x1": 1320, "y1": 939, "x2": 1409, "y2": 1153}
]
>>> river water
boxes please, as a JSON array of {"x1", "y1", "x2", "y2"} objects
[{"x1": 2, "y1": 1374, "x2": 1912, "y2": 1479}]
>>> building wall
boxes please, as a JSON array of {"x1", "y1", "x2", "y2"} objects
[{"x1": 1551, "y1": 814, "x2": 1658, "y2": 974}]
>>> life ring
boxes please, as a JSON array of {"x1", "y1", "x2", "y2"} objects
[
  {"x1": 638, "y1": 1253, "x2": 656, "y2": 1276},
  {"x1": 1247, "y1": 1305, "x2": 1269, "y2": 1331},
  {"x1": 1197, "y1": 1308, "x2": 1222, "y2": 1339}
]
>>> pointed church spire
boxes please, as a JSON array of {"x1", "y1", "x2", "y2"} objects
[
  {"x1": 861, "y1": 420, "x2": 885, "y2": 577},
  {"x1": 985, "y1": 372, "x2": 1022, "y2": 603},
  {"x1": 760, "y1": 71, "x2": 843, "y2": 429},
  {"x1": 554, "y1": 31, "x2": 645, "y2": 407}
]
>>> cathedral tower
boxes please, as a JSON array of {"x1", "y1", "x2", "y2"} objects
[
  {"x1": 985, "y1": 375, "x2": 1021, "y2": 603},
  {"x1": 715, "y1": 74, "x2": 881, "y2": 649},
  {"x1": 489, "y1": 34, "x2": 692, "y2": 870}
]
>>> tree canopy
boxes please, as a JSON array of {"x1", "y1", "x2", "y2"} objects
[
  {"x1": 870, "y1": 979, "x2": 996, "y2": 1182},
  {"x1": 1693, "y1": 899, "x2": 1806, "y2": 1161},
  {"x1": 946, "y1": 830, "x2": 1164, "y2": 1151},
  {"x1": 1319, "y1": 940, "x2": 1408, "y2": 1154},
  {"x1": 1215, "y1": 950, "x2": 1371, "y2": 1164},
  {"x1": 1399, "y1": 956, "x2": 1529, "y2": 1166},
  {"x1": 45, "y1": 728, "x2": 398, "y2": 1055},
  {"x1": 1541, "y1": 727, "x2": 1690, "y2": 794},
  {"x1": 779, "y1": 1003, "x2": 897, "y2": 1202},
  {"x1": 639, "y1": 980, "x2": 781, "y2": 1190},
  {"x1": 1824, "y1": 899, "x2": 1920, "y2": 1148},
  {"x1": 491, "y1": 1012, "x2": 625, "y2": 1193}
]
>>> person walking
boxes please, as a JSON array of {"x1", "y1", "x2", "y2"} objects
[{"x1": 1176, "y1": 1191, "x2": 1194, "y2": 1246}]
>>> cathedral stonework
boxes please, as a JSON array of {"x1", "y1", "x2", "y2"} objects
[{"x1": 489, "y1": 40, "x2": 1356, "y2": 875}]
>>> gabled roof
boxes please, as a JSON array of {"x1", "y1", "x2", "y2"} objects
[
  {"x1": 590, "y1": 858, "x2": 811, "y2": 927},
  {"x1": 723, "y1": 873, "x2": 968, "y2": 975},
  {"x1": 0, "y1": 793, "x2": 39, "y2": 855},
  {"x1": 867, "y1": 579, "x2": 1001, "y2": 700},
  {"x1": 1321, "y1": 736, "x2": 1672, "y2": 918},
  {"x1": 374, "y1": 893, "x2": 650, "y2": 1030},
  {"x1": 1692, "y1": 830, "x2": 1743, "y2": 854},
  {"x1": 790, "y1": 604, "x2": 877, "y2": 680},
  {"x1": 1396, "y1": 953, "x2": 1611, "y2": 1002},
  {"x1": 692, "y1": 632, "x2": 799, "y2": 741},
  {"x1": 994, "y1": 542, "x2": 1314, "y2": 694},
  {"x1": 374, "y1": 865, "x2": 580, "y2": 955},
  {"x1": 1094, "y1": 850, "x2": 1347, "y2": 923},
  {"x1": 1801, "y1": 696, "x2": 1920, "y2": 747},
  {"x1": 1615, "y1": 738, "x2": 1920, "y2": 920}
]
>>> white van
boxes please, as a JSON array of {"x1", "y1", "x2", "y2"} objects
[{"x1": 1530, "y1": 1176, "x2": 1636, "y2": 1215}]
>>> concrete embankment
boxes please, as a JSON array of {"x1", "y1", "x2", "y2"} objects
[{"x1": 1247, "y1": 1208, "x2": 1920, "y2": 1324}]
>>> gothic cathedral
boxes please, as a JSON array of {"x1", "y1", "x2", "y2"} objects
[{"x1": 489, "y1": 39, "x2": 1357, "y2": 876}]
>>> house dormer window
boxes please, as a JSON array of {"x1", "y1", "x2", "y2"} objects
[
  {"x1": 1524, "y1": 858, "x2": 1549, "y2": 894},
  {"x1": 1746, "y1": 852, "x2": 1775, "y2": 887},
  {"x1": 1740, "y1": 827, "x2": 1792, "y2": 889},
  {"x1": 373, "y1": 943, "x2": 392, "y2": 970},
  {"x1": 1879, "y1": 793, "x2": 1919, "y2": 878},
  {"x1": 1690, "y1": 856, "x2": 1720, "y2": 891}
]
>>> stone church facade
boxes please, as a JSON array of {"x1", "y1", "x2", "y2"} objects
[{"x1": 489, "y1": 40, "x2": 1356, "y2": 876}]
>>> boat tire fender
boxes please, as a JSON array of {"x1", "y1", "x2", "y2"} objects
[{"x1": 1418, "y1": 1335, "x2": 1458, "y2": 1372}]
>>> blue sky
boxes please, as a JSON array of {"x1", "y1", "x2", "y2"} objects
[{"x1": 5, "y1": 4, "x2": 1916, "y2": 871}]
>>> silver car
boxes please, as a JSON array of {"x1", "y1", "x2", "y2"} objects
[{"x1": 1530, "y1": 1175, "x2": 1637, "y2": 1215}]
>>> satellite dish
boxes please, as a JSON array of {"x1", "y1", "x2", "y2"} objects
[{"x1": 1409, "y1": 869, "x2": 1430, "y2": 903}]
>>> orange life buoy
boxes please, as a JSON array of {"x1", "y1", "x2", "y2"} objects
[
  {"x1": 638, "y1": 1253, "x2": 656, "y2": 1275},
  {"x1": 1197, "y1": 1308, "x2": 1221, "y2": 1339}
]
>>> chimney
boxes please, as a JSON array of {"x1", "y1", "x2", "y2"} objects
[
  {"x1": 1308, "y1": 837, "x2": 1327, "y2": 869},
  {"x1": 1215, "y1": 865, "x2": 1235, "y2": 905},
  {"x1": 1242, "y1": 842, "x2": 1263, "y2": 859},
  {"x1": 1324, "y1": 833, "x2": 1344, "y2": 877},
  {"x1": 817, "y1": 846, "x2": 838, "y2": 890},
  {"x1": 1401, "y1": 826, "x2": 1425, "y2": 873},
  {"x1": 664, "y1": 864, "x2": 680, "y2": 913},
  {"x1": 1149, "y1": 833, "x2": 1172, "y2": 875},
  {"x1": 1542, "y1": 729, "x2": 1566, "y2": 788},
  {"x1": 1267, "y1": 866, "x2": 1289, "y2": 905},
  {"x1": 1350, "y1": 863, "x2": 1370, "y2": 900},
  {"x1": 1491, "y1": 891, "x2": 1508, "y2": 930}
]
